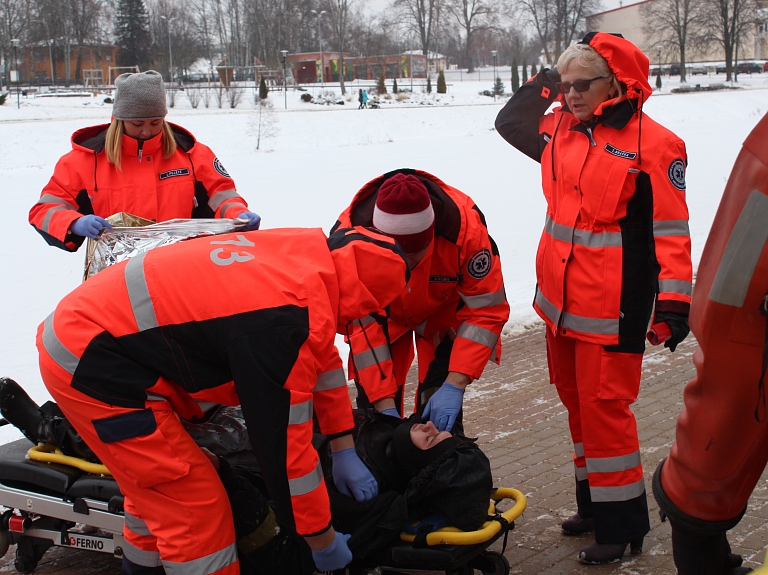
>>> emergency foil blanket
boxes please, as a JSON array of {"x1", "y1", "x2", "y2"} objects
[{"x1": 83, "y1": 213, "x2": 247, "y2": 281}]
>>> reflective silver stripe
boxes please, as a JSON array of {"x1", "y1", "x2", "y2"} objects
[
  {"x1": 415, "y1": 320, "x2": 427, "y2": 337},
  {"x1": 574, "y1": 442, "x2": 585, "y2": 458},
  {"x1": 459, "y1": 288, "x2": 507, "y2": 309},
  {"x1": 590, "y1": 478, "x2": 646, "y2": 503},
  {"x1": 355, "y1": 315, "x2": 376, "y2": 327},
  {"x1": 653, "y1": 219, "x2": 690, "y2": 237},
  {"x1": 288, "y1": 399, "x2": 313, "y2": 425},
  {"x1": 289, "y1": 461, "x2": 323, "y2": 497},
  {"x1": 208, "y1": 189, "x2": 241, "y2": 211},
  {"x1": 586, "y1": 451, "x2": 642, "y2": 474},
  {"x1": 219, "y1": 203, "x2": 240, "y2": 218},
  {"x1": 163, "y1": 542, "x2": 238, "y2": 575},
  {"x1": 658, "y1": 279, "x2": 693, "y2": 297},
  {"x1": 38, "y1": 194, "x2": 77, "y2": 208},
  {"x1": 353, "y1": 345, "x2": 391, "y2": 370},
  {"x1": 456, "y1": 323, "x2": 498, "y2": 349},
  {"x1": 146, "y1": 393, "x2": 167, "y2": 402},
  {"x1": 575, "y1": 464, "x2": 589, "y2": 481},
  {"x1": 41, "y1": 205, "x2": 67, "y2": 234},
  {"x1": 562, "y1": 311, "x2": 619, "y2": 336},
  {"x1": 122, "y1": 539, "x2": 162, "y2": 567},
  {"x1": 545, "y1": 215, "x2": 622, "y2": 248},
  {"x1": 709, "y1": 190, "x2": 768, "y2": 308},
  {"x1": 42, "y1": 313, "x2": 80, "y2": 375},
  {"x1": 125, "y1": 252, "x2": 158, "y2": 331},
  {"x1": 124, "y1": 511, "x2": 152, "y2": 537},
  {"x1": 314, "y1": 368, "x2": 347, "y2": 392},
  {"x1": 535, "y1": 289, "x2": 560, "y2": 325}
]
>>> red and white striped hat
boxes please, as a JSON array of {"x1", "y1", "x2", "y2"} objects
[{"x1": 372, "y1": 173, "x2": 434, "y2": 253}]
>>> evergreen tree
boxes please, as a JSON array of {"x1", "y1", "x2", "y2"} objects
[
  {"x1": 426, "y1": 76, "x2": 432, "y2": 93},
  {"x1": 393, "y1": 78, "x2": 398, "y2": 93},
  {"x1": 378, "y1": 71, "x2": 387, "y2": 94},
  {"x1": 115, "y1": 0, "x2": 151, "y2": 69},
  {"x1": 655, "y1": 74, "x2": 662, "y2": 91},
  {"x1": 493, "y1": 77, "x2": 505, "y2": 96},
  {"x1": 522, "y1": 61, "x2": 528, "y2": 84},
  {"x1": 511, "y1": 57, "x2": 520, "y2": 92},
  {"x1": 530, "y1": 63, "x2": 537, "y2": 77},
  {"x1": 437, "y1": 70, "x2": 447, "y2": 93},
  {"x1": 259, "y1": 76, "x2": 269, "y2": 99}
]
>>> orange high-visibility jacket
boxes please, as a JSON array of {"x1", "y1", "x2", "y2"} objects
[
  {"x1": 332, "y1": 169, "x2": 510, "y2": 403},
  {"x1": 496, "y1": 33, "x2": 692, "y2": 349},
  {"x1": 37, "y1": 227, "x2": 408, "y2": 535},
  {"x1": 29, "y1": 122, "x2": 250, "y2": 252}
]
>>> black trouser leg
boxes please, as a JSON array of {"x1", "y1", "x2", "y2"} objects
[{"x1": 122, "y1": 557, "x2": 165, "y2": 575}]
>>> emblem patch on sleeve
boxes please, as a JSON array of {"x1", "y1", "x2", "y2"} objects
[
  {"x1": 213, "y1": 158, "x2": 231, "y2": 178},
  {"x1": 467, "y1": 248, "x2": 492, "y2": 279},
  {"x1": 668, "y1": 158, "x2": 686, "y2": 190}
]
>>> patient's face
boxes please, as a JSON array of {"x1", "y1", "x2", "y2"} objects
[{"x1": 410, "y1": 421, "x2": 451, "y2": 450}]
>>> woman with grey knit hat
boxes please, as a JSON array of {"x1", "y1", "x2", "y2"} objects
[{"x1": 29, "y1": 70, "x2": 261, "y2": 251}]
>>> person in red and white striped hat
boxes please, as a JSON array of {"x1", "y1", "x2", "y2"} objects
[{"x1": 332, "y1": 169, "x2": 510, "y2": 434}]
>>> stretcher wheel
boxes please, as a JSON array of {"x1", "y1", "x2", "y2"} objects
[
  {"x1": 479, "y1": 551, "x2": 509, "y2": 575},
  {"x1": 0, "y1": 530, "x2": 9, "y2": 558}
]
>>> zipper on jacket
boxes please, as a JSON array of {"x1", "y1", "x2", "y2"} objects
[
  {"x1": 585, "y1": 127, "x2": 597, "y2": 146},
  {"x1": 137, "y1": 140, "x2": 144, "y2": 162}
]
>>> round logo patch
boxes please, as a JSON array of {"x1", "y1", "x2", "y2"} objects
[
  {"x1": 467, "y1": 249, "x2": 492, "y2": 279},
  {"x1": 214, "y1": 158, "x2": 231, "y2": 178},
  {"x1": 668, "y1": 158, "x2": 686, "y2": 190}
]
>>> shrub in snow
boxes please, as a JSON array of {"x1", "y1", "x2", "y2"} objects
[
  {"x1": 378, "y1": 72, "x2": 387, "y2": 94},
  {"x1": 393, "y1": 78, "x2": 398, "y2": 94},
  {"x1": 656, "y1": 74, "x2": 662, "y2": 90},
  {"x1": 396, "y1": 92, "x2": 409, "y2": 101},
  {"x1": 259, "y1": 76, "x2": 269, "y2": 100},
  {"x1": 301, "y1": 93, "x2": 313, "y2": 102},
  {"x1": 493, "y1": 77, "x2": 505, "y2": 96},
  {"x1": 437, "y1": 70, "x2": 446, "y2": 94},
  {"x1": 248, "y1": 99, "x2": 278, "y2": 150},
  {"x1": 426, "y1": 77, "x2": 432, "y2": 93},
  {"x1": 187, "y1": 86, "x2": 202, "y2": 108}
]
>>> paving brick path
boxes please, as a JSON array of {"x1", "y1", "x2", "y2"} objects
[{"x1": 2, "y1": 326, "x2": 767, "y2": 574}]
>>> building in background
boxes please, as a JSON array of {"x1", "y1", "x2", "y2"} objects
[{"x1": 287, "y1": 52, "x2": 428, "y2": 83}]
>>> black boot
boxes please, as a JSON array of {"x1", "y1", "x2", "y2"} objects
[
  {"x1": 670, "y1": 520, "x2": 751, "y2": 575},
  {"x1": 561, "y1": 513, "x2": 595, "y2": 535},
  {"x1": 0, "y1": 378, "x2": 98, "y2": 462},
  {"x1": 578, "y1": 537, "x2": 643, "y2": 564}
]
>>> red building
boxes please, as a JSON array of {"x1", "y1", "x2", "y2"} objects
[
  {"x1": 287, "y1": 52, "x2": 428, "y2": 84},
  {"x1": 20, "y1": 42, "x2": 119, "y2": 85}
]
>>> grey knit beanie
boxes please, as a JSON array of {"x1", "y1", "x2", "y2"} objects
[{"x1": 113, "y1": 70, "x2": 168, "y2": 120}]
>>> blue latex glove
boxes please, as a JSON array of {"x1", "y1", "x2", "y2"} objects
[
  {"x1": 331, "y1": 447, "x2": 378, "y2": 502},
  {"x1": 70, "y1": 215, "x2": 112, "y2": 239},
  {"x1": 380, "y1": 407, "x2": 401, "y2": 418},
  {"x1": 239, "y1": 211, "x2": 261, "y2": 230},
  {"x1": 422, "y1": 382, "x2": 464, "y2": 432},
  {"x1": 311, "y1": 532, "x2": 352, "y2": 572}
]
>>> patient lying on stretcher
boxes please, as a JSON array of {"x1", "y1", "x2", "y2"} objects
[{"x1": 0, "y1": 379, "x2": 494, "y2": 575}]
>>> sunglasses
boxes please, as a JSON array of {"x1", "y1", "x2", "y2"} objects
[{"x1": 556, "y1": 76, "x2": 608, "y2": 94}]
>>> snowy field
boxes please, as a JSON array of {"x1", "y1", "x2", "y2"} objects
[{"x1": 1, "y1": 73, "x2": 767, "y2": 443}]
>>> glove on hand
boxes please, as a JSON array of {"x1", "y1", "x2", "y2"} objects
[
  {"x1": 332, "y1": 447, "x2": 378, "y2": 502},
  {"x1": 647, "y1": 311, "x2": 690, "y2": 352},
  {"x1": 71, "y1": 215, "x2": 112, "y2": 239},
  {"x1": 536, "y1": 67, "x2": 561, "y2": 90},
  {"x1": 239, "y1": 211, "x2": 261, "y2": 230},
  {"x1": 380, "y1": 407, "x2": 401, "y2": 418},
  {"x1": 422, "y1": 382, "x2": 464, "y2": 432},
  {"x1": 311, "y1": 532, "x2": 352, "y2": 572}
]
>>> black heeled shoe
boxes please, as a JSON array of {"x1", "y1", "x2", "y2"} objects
[
  {"x1": 578, "y1": 537, "x2": 643, "y2": 564},
  {"x1": 561, "y1": 513, "x2": 595, "y2": 535}
]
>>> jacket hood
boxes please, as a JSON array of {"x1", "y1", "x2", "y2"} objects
[
  {"x1": 582, "y1": 32, "x2": 653, "y2": 103},
  {"x1": 70, "y1": 122, "x2": 197, "y2": 154},
  {"x1": 328, "y1": 226, "x2": 410, "y2": 332}
]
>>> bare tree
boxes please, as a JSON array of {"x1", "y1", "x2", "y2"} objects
[
  {"x1": 702, "y1": 0, "x2": 757, "y2": 81},
  {"x1": 248, "y1": 97, "x2": 279, "y2": 149},
  {"x1": 642, "y1": 0, "x2": 707, "y2": 84},
  {"x1": 517, "y1": 0, "x2": 601, "y2": 65},
  {"x1": 393, "y1": 0, "x2": 441, "y2": 58},
  {"x1": 447, "y1": 0, "x2": 498, "y2": 72},
  {"x1": 326, "y1": 0, "x2": 356, "y2": 94}
]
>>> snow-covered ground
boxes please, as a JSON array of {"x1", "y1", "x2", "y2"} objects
[{"x1": 1, "y1": 75, "x2": 767, "y2": 443}]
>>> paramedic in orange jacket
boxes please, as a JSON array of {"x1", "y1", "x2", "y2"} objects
[
  {"x1": 29, "y1": 70, "x2": 259, "y2": 251},
  {"x1": 651, "y1": 114, "x2": 768, "y2": 575},
  {"x1": 37, "y1": 226, "x2": 408, "y2": 575},
  {"x1": 332, "y1": 170, "x2": 510, "y2": 432},
  {"x1": 495, "y1": 33, "x2": 693, "y2": 564}
]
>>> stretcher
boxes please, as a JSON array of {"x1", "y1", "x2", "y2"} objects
[{"x1": 0, "y1": 426, "x2": 526, "y2": 575}]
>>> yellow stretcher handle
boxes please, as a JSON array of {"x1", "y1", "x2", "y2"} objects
[
  {"x1": 753, "y1": 551, "x2": 768, "y2": 575},
  {"x1": 399, "y1": 487, "x2": 527, "y2": 546},
  {"x1": 27, "y1": 444, "x2": 111, "y2": 476}
]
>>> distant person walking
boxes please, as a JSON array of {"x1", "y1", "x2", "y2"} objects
[
  {"x1": 29, "y1": 70, "x2": 260, "y2": 252},
  {"x1": 362, "y1": 89, "x2": 369, "y2": 108},
  {"x1": 358, "y1": 89, "x2": 364, "y2": 109}
]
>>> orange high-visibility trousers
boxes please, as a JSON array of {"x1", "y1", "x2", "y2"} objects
[
  {"x1": 546, "y1": 329, "x2": 650, "y2": 544},
  {"x1": 40, "y1": 358, "x2": 239, "y2": 575}
]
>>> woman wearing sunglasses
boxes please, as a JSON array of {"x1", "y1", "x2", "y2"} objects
[{"x1": 495, "y1": 33, "x2": 692, "y2": 565}]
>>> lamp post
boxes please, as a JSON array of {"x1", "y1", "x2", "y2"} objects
[
  {"x1": 491, "y1": 49, "x2": 497, "y2": 101},
  {"x1": 657, "y1": 45, "x2": 662, "y2": 77},
  {"x1": 11, "y1": 38, "x2": 20, "y2": 109},
  {"x1": 160, "y1": 16, "x2": 177, "y2": 86},
  {"x1": 310, "y1": 10, "x2": 326, "y2": 87},
  {"x1": 281, "y1": 49, "x2": 288, "y2": 109}
]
